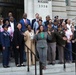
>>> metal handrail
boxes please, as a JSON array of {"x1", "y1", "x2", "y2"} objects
[
  {"x1": 25, "y1": 43, "x2": 76, "y2": 75},
  {"x1": 25, "y1": 44, "x2": 43, "y2": 75},
  {"x1": 58, "y1": 44, "x2": 76, "y2": 74}
]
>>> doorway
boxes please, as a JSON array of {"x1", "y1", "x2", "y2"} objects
[{"x1": 0, "y1": 1, "x2": 24, "y2": 22}]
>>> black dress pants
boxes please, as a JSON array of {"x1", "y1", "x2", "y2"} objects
[{"x1": 13, "y1": 45, "x2": 24, "y2": 65}]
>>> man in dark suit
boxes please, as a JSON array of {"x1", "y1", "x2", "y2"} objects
[
  {"x1": 44, "y1": 15, "x2": 50, "y2": 30},
  {"x1": 7, "y1": 12, "x2": 16, "y2": 24},
  {"x1": 20, "y1": 13, "x2": 31, "y2": 32},
  {"x1": 20, "y1": 13, "x2": 30, "y2": 62},
  {"x1": 9, "y1": 16, "x2": 17, "y2": 38},
  {"x1": 9, "y1": 16, "x2": 17, "y2": 58},
  {"x1": 31, "y1": 13, "x2": 39, "y2": 29},
  {"x1": 9, "y1": 16, "x2": 17, "y2": 30}
]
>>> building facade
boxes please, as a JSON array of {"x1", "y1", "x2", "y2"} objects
[
  {"x1": 24, "y1": 0, "x2": 76, "y2": 20},
  {"x1": 24, "y1": 0, "x2": 52, "y2": 20},
  {"x1": 52, "y1": 0, "x2": 76, "y2": 20},
  {"x1": 0, "y1": 0, "x2": 76, "y2": 21}
]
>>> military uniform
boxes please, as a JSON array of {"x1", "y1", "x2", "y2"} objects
[
  {"x1": 57, "y1": 29, "x2": 66, "y2": 63},
  {"x1": 1, "y1": 29, "x2": 10, "y2": 68}
]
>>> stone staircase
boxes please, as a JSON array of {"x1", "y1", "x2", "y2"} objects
[{"x1": 0, "y1": 62, "x2": 75, "y2": 75}]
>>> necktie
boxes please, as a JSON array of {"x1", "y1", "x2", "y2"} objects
[{"x1": 24, "y1": 19, "x2": 27, "y2": 25}]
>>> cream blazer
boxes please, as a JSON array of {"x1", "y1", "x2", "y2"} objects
[{"x1": 24, "y1": 30, "x2": 35, "y2": 53}]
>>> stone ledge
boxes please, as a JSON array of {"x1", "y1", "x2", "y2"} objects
[{"x1": 0, "y1": 63, "x2": 75, "y2": 75}]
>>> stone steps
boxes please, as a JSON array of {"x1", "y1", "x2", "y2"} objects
[
  {"x1": 0, "y1": 63, "x2": 75, "y2": 75},
  {"x1": 0, "y1": 72, "x2": 75, "y2": 75}
]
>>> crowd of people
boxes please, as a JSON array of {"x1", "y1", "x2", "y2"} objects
[{"x1": 0, "y1": 12, "x2": 76, "y2": 70}]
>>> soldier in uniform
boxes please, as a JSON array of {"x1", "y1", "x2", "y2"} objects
[
  {"x1": 47, "y1": 23, "x2": 66, "y2": 64},
  {"x1": 57, "y1": 26, "x2": 67, "y2": 64},
  {"x1": 1, "y1": 24, "x2": 11, "y2": 68}
]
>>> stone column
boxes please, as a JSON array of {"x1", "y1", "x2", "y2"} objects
[
  {"x1": 27, "y1": 0, "x2": 34, "y2": 20},
  {"x1": 48, "y1": 0, "x2": 52, "y2": 19},
  {"x1": 24, "y1": 0, "x2": 34, "y2": 20},
  {"x1": 24, "y1": 0, "x2": 28, "y2": 13}
]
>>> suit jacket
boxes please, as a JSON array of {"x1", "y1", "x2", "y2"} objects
[
  {"x1": 1, "y1": 31, "x2": 10, "y2": 47},
  {"x1": 10, "y1": 21, "x2": 17, "y2": 30},
  {"x1": 32, "y1": 19, "x2": 36, "y2": 29},
  {"x1": 24, "y1": 30, "x2": 35, "y2": 52},
  {"x1": 12, "y1": 28, "x2": 24, "y2": 47},
  {"x1": 20, "y1": 19, "x2": 31, "y2": 32}
]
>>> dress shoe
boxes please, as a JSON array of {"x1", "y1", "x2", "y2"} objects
[
  {"x1": 42, "y1": 66, "x2": 46, "y2": 70},
  {"x1": 52, "y1": 62, "x2": 55, "y2": 65},
  {"x1": 48, "y1": 62, "x2": 52, "y2": 65},
  {"x1": 7, "y1": 66, "x2": 10, "y2": 67},
  {"x1": 20, "y1": 64, "x2": 26, "y2": 66},
  {"x1": 3, "y1": 65, "x2": 7, "y2": 68},
  {"x1": 3, "y1": 65, "x2": 10, "y2": 68},
  {"x1": 16, "y1": 64, "x2": 21, "y2": 67}
]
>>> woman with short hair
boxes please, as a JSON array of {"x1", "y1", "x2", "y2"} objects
[{"x1": 24, "y1": 25, "x2": 35, "y2": 65}]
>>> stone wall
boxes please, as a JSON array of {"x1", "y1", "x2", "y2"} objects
[
  {"x1": 66, "y1": 0, "x2": 76, "y2": 20},
  {"x1": 52, "y1": 0, "x2": 67, "y2": 19}
]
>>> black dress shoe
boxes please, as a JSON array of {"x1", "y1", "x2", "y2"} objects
[
  {"x1": 48, "y1": 62, "x2": 52, "y2": 65},
  {"x1": 7, "y1": 66, "x2": 10, "y2": 67},
  {"x1": 3, "y1": 65, "x2": 9, "y2": 68},
  {"x1": 3, "y1": 65, "x2": 7, "y2": 68},
  {"x1": 52, "y1": 63, "x2": 55, "y2": 65}
]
